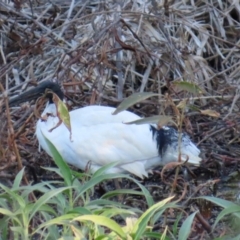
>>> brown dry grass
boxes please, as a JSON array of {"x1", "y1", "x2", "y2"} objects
[{"x1": 0, "y1": 0, "x2": 240, "y2": 238}]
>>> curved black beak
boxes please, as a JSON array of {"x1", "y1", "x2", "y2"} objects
[
  {"x1": 9, "y1": 81, "x2": 64, "y2": 106},
  {"x1": 9, "y1": 85, "x2": 42, "y2": 106}
]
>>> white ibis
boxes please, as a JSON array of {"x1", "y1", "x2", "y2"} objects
[{"x1": 9, "y1": 81, "x2": 201, "y2": 178}]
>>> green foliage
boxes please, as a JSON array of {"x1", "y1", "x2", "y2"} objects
[
  {"x1": 0, "y1": 168, "x2": 71, "y2": 239},
  {"x1": 0, "y1": 136, "x2": 178, "y2": 239},
  {"x1": 172, "y1": 81, "x2": 203, "y2": 95},
  {"x1": 1, "y1": 136, "x2": 239, "y2": 239},
  {"x1": 178, "y1": 211, "x2": 199, "y2": 240},
  {"x1": 199, "y1": 196, "x2": 240, "y2": 239},
  {"x1": 112, "y1": 92, "x2": 159, "y2": 115},
  {"x1": 130, "y1": 196, "x2": 175, "y2": 239},
  {"x1": 124, "y1": 115, "x2": 173, "y2": 126}
]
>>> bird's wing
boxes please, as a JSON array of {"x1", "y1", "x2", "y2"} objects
[
  {"x1": 70, "y1": 105, "x2": 141, "y2": 126},
  {"x1": 38, "y1": 117, "x2": 158, "y2": 162},
  {"x1": 37, "y1": 104, "x2": 160, "y2": 177},
  {"x1": 36, "y1": 105, "x2": 201, "y2": 177}
]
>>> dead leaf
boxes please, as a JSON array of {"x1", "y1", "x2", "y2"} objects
[
  {"x1": 200, "y1": 109, "x2": 220, "y2": 118},
  {"x1": 176, "y1": 99, "x2": 187, "y2": 109}
]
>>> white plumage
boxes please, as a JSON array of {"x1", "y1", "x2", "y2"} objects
[{"x1": 10, "y1": 81, "x2": 202, "y2": 178}]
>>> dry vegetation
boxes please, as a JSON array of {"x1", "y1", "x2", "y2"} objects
[{"x1": 0, "y1": 0, "x2": 240, "y2": 238}]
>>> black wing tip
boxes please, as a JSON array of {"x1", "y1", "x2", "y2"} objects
[
  {"x1": 150, "y1": 126, "x2": 196, "y2": 159},
  {"x1": 150, "y1": 125, "x2": 183, "y2": 156},
  {"x1": 150, "y1": 125, "x2": 170, "y2": 157}
]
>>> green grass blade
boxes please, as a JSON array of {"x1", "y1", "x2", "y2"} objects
[
  {"x1": 144, "y1": 231, "x2": 171, "y2": 240},
  {"x1": 75, "y1": 173, "x2": 154, "y2": 207},
  {"x1": 33, "y1": 213, "x2": 80, "y2": 234},
  {"x1": 12, "y1": 167, "x2": 25, "y2": 189},
  {"x1": 199, "y1": 196, "x2": 240, "y2": 219},
  {"x1": 112, "y1": 92, "x2": 159, "y2": 115},
  {"x1": 0, "y1": 183, "x2": 25, "y2": 208},
  {"x1": 67, "y1": 207, "x2": 92, "y2": 215},
  {"x1": 213, "y1": 205, "x2": 240, "y2": 229},
  {"x1": 42, "y1": 132, "x2": 72, "y2": 186},
  {"x1": 178, "y1": 210, "x2": 198, "y2": 240},
  {"x1": 86, "y1": 199, "x2": 139, "y2": 212},
  {"x1": 100, "y1": 208, "x2": 136, "y2": 218},
  {"x1": 29, "y1": 187, "x2": 72, "y2": 222},
  {"x1": 92, "y1": 161, "x2": 120, "y2": 178},
  {"x1": 131, "y1": 196, "x2": 174, "y2": 239},
  {"x1": 124, "y1": 115, "x2": 173, "y2": 126},
  {"x1": 0, "y1": 208, "x2": 15, "y2": 217},
  {"x1": 73, "y1": 215, "x2": 126, "y2": 239},
  {"x1": 101, "y1": 189, "x2": 145, "y2": 199}
]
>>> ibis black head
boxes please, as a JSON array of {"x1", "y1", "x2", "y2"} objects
[{"x1": 9, "y1": 81, "x2": 64, "y2": 106}]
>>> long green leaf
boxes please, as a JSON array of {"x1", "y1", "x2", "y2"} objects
[
  {"x1": 151, "y1": 202, "x2": 179, "y2": 225},
  {"x1": 213, "y1": 205, "x2": 240, "y2": 229},
  {"x1": 33, "y1": 213, "x2": 80, "y2": 234},
  {"x1": 20, "y1": 182, "x2": 55, "y2": 199},
  {"x1": 131, "y1": 196, "x2": 174, "y2": 239},
  {"x1": 102, "y1": 189, "x2": 145, "y2": 199},
  {"x1": 100, "y1": 208, "x2": 136, "y2": 218},
  {"x1": 0, "y1": 216, "x2": 9, "y2": 240},
  {"x1": 199, "y1": 196, "x2": 240, "y2": 219},
  {"x1": 86, "y1": 199, "x2": 137, "y2": 211},
  {"x1": 178, "y1": 211, "x2": 198, "y2": 240},
  {"x1": 29, "y1": 187, "x2": 72, "y2": 222},
  {"x1": 75, "y1": 173, "x2": 129, "y2": 200},
  {"x1": 112, "y1": 92, "x2": 159, "y2": 115},
  {"x1": 92, "y1": 161, "x2": 120, "y2": 178},
  {"x1": 73, "y1": 215, "x2": 126, "y2": 239},
  {"x1": 12, "y1": 168, "x2": 25, "y2": 189},
  {"x1": 0, "y1": 208, "x2": 14, "y2": 217},
  {"x1": 230, "y1": 234, "x2": 240, "y2": 240},
  {"x1": 36, "y1": 204, "x2": 57, "y2": 216},
  {"x1": 67, "y1": 207, "x2": 92, "y2": 215},
  {"x1": 95, "y1": 236, "x2": 111, "y2": 240},
  {"x1": 42, "y1": 132, "x2": 72, "y2": 186},
  {"x1": 0, "y1": 184, "x2": 25, "y2": 208},
  {"x1": 144, "y1": 231, "x2": 171, "y2": 240},
  {"x1": 123, "y1": 115, "x2": 173, "y2": 126},
  {"x1": 74, "y1": 173, "x2": 154, "y2": 207},
  {"x1": 10, "y1": 226, "x2": 24, "y2": 237}
]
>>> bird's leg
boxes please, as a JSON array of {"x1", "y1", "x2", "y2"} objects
[
  {"x1": 85, "y1": 161, "x2": 92, "y2": 174},
  {"x1": 114, "y1": 178, "x2": 124, "y2": 202},
  {"x1": 114, "y1": 178, "x2": 121, "y2": 189}
]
